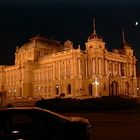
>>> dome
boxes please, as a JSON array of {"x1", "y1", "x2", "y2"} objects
[
  {"x1": 88, "y1": 19, "x2": 103, "y2": 41},
  {"x1": 30, "y1": 35, "x2": 47, "y2": 42},
  {"x1": 88, "y1": 33, "x2": 103, "y2": 41},
  {"x1": 120, "y1": 42, "x2": 132, "y2": 49},
  {"x1": 18, "y1": 35, "x2": 63, "y2": 53}
]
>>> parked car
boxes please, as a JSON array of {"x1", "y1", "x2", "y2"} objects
[{"x1": 0, "y1": 107, "x2": 91, "y2": 140}]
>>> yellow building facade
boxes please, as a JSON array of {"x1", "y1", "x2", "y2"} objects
[{"x1": 0, "y1": 26, "x2": 137, "y2": 100}]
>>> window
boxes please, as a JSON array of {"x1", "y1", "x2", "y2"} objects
[
  {"x1": 10, "y1": 113, "x2": 43, "y2": 132},
  {"x1": 67, "y1": 84, "x2": 71, "y2": 94},
  {"x1": 121, "y1": 63, "x2": 125, "y2": 76},
  {"x1": 38, "y1": 51, "x2": 42, "y2": 57}
]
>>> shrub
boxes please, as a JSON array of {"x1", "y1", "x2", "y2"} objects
[{"x1": 35, "y1": 96, "x2": 137, "y2": 112}]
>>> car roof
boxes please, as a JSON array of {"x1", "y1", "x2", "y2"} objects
[
  {"x1": 0, "y1": 107, "x2": 71, "y2": 121},
  {"x1": 0, "y1": 107, "x2": 90, "y2": 124}
]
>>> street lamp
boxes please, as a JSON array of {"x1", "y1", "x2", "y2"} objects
[
  {"x1": 108, "y1": 71, "x2": 112, "y2": 96},
  {"x1": 13, "y1": 89, "x2": 17, "y2": 100},
  {"x1": 38, "y1": 87, "x2": 41, "y2": 98},
  {"x1": 137, "y1": 87, "x2": 139, "y2": 96},
  {"x1": 93, "y1": 78, "x2": 100, "y2": 97},
  {"x1": 56, "y1": 85, "x2": 59, "y2": 95}
]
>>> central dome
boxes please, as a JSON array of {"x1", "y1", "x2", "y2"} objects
[
  {"x1": 87, "y1": 19, "x2": 103, "y2": 41},
  {"x1": 88, "y1": 32, "x2": 103, "y2": 41}
]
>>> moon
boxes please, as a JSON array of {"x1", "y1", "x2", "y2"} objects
[{"x1": 135, "y1": 21, "x2": 139, "y2": 26}]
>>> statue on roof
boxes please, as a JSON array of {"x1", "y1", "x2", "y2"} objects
[
  {"x1": 64, "y1": 40, "x2": 73, "y2": 50},
  {"x1": 16, "y1": 46, "x2": 19, "y2": 52}
]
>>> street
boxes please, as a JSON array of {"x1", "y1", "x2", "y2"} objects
[
  {"x1": 61, "y1": 108, "x2": 140, "y2": 140},
  {"x1": 7, "y1": 99, "x2": 140, "y2": 140}
]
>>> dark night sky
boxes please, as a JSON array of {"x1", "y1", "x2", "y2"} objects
[{"x1": 0, "y1": 0, "x2": 140, "y2": 71}]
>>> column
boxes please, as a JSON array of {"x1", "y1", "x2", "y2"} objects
[
  {"x1": 118, "y1": 63, "x2": 121, "y2": 76},
  {"x1": 51, "y1": 65, "x2": 53, "y2": 82},
  {"x1": 59, "y1": 60, "x2": 61, "y2": 80},
  {"x1": 93, "y1": 58, "x2": 95, "y2": 74},
  {"x1": 65, "y1": 59, "x2": 67, "y2": 79},
  {"x1": 117, "y1": 62, "x2": 119, "y2": 76},
  {"x1": 105, "y1": 59, "x2": 107, "y2": 76},
  {"x1": 124, "y1": 63, "x2": 126, "y2": 76},
  {"x1": 73, "y1": 55, "x2": 77, "y2": 78},
  {"x1": 99, "y1": 58, "x2": 101, "y2": 74},
  {"x1": 85, "y1": 58, "x2": 87, "y2": 78},
  {"x1": 78, "y1": 58, "x2": 81, "y2": 76},
  {"x1": 86, "y1": 55, "x2": 88, "y2": 78},
  {"x1": 126, "y1": 63, "x2": 128, "y2": 77},
  {"x1": 128, "y1": 63, "x2": 131, "y2": 77},
  {"x1": 130, "y1": 63, "x2": 132, "y2": 76},
  {"x1": 53, "y1": 62, "x2": 55, "y2": 81},
  {"x1": 95, "y1": 58, "x2": 97, "y2": 74},
  {"x1": 112, "y1": 61, "x2": 114, "y2": 76},
  {"x1": 134, "y1": 64, "x2": 136, "y2": 77},
  {"x1": 97, "y1": 58, "x2": 99, "y2": 74},
  {"x1": 107, "y1": 60, "x2": 109, "y2": 75},
  {"x1": 101, "y1": 58, "x2": 104, "y2": 75}
]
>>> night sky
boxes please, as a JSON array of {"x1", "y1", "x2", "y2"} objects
[{"x1": 0, "y1": 0, "x2": 140, "y2": 71}]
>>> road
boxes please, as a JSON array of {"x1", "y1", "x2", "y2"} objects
[
  {"x1": 61, "y1": 108, "x2": 140, "y2": 140},
  {"x1": 8, "y1": 99, "x2": 140, "y2": 140}
]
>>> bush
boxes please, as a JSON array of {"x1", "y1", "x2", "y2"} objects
[{"x1": 35, "y1": 96, "x2": 137, "y2": 112}]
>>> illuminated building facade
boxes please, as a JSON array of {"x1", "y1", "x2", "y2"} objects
[{"x1": 0, "y1": 24, "x2": 137, "y2": 100}]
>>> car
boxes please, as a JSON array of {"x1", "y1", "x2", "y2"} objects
[{"x1": 0, "y1": 107, "x2": 91, "y2": 140}]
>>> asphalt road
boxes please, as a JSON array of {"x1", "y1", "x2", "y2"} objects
[
  {"x1": 61, "y1": 108, "x2": 140, "y2": 140},
  {"x1": 8, "y1": 99, "x2": 140, "y2": 140}
]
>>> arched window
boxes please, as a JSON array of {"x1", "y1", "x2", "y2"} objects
[
  {"x1": 56, "y1": 85, "x2": 59, "y2": 95},
  {"x1": 110, "y1": 81, "x2": 119, "y2": 96},
  {"x1": 88, "y1": 84, "x2": 93, "y2": 96},
  {"x1": 67, "y1": 84, "x2": 71, "y2": 94},
  {"x1": 125, "y1": 82, "x2": 130, "y2": 95}
]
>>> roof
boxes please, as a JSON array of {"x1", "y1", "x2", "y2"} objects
[
  {"x1": 88, "y1": 19, "x2": 103, "y2": 41},
  {"x1": 88, "y1": 32, "x2": 103, "y2": 41},
  {"x1": 121, "y1": 42, "x2": 132, "y2": 49},
  {"x1": 18, "y1": 35, "x2": 63, "y2": 53},
  {"x1": 0, "y1": 107, "x2": 89, "y2": 124}
]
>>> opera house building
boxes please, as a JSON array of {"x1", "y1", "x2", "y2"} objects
[{"x1": 0, "y1": 26, "x2": 137, "y2": 100}]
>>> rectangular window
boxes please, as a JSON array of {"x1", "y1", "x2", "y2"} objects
[{"x1": 121, "y1": 63, "x2": 125, "y2": 76}]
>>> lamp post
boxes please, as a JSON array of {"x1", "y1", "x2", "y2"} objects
[
  {"x1": 56, "y1": 85, "x2": 59, "y2": 95},
  {"x1": 14, "y1": 89, "x2": 16, "y2": 100},
  {"x1": 38, "y1": 86, "x2": 41, "y2": 98},
  {"x1": 93, "y1": 78, "x2": 99, "y2": 97},
  {"x1": 131, "y1": 75, "x2": 134, "y2": 98},
  {"x1": 108, "y1": 72, "x2": 112, "y2": 96}
]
